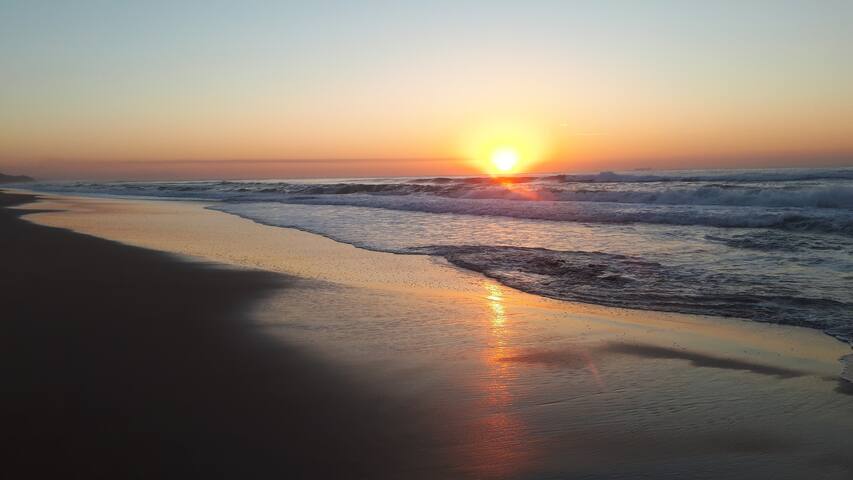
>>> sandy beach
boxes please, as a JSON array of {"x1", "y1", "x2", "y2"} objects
[
  {"x1": 0, "y1": 191, "x2": 454, "y2": 478},
  {"x1": 4, "y1": 2, "x2": 851, "y2": 477},
  {"x1": 4, "y1": 189, "x2": 853, "y2": 479}
]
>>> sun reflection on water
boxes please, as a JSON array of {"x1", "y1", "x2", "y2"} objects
[
  {"x1": 461, "y1": 281, "x2": 534, "y2": 478},
  {"x1": 486, "y1": 283, "x2": 506, "y2": 327},
  {"x1": 485, "y1": 282, "x2": 511, "y2": 407}
]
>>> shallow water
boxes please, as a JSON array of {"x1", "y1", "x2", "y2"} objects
[{"x1": 29, "y1": 167, "x2": 853, "y2": 343}]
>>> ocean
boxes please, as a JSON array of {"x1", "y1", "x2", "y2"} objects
[{"x1": 30, "y1": 167, "x2": 853, "y2": 344}]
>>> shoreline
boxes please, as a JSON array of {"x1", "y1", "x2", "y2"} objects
[
  {"x1": 13, "y1": 188, "x2": 852, "y2": 363},
  {"x1": 6, "y1": 189, "x2": 853, "y2": 478},
  {"x1": 207, "y1": 202, "x2": 853, "y2": 348},
  {"x1": 12, "y1": 189, "x2": 852, "y2": 386},
  {"x1": 0, "y1": 191, "x2": 455, "y2": 478},
  {"x1": 16, "y1": 186, "x2": 853, "y2": 352}
]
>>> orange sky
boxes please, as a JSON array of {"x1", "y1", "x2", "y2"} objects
[{"x1": 1, "y1": 2, "x2": 851, "y2": 180}]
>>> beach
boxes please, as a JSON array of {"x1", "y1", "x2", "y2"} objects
[
  {"x1": 3, "y1": 189, "x2": 851, "y2": 479},
  {"x1": 0, "y1": 191, "x2": 454, "y2": 478},
  {"x1": 4, "y1": 1, "x2": 852, "y2": 477}
]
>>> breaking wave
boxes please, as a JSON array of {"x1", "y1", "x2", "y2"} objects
[
  {"x1": 269, "y1": 194, "x2": 853, "y2": 236},
  {"x1": 28, "y1": 168, "x2": 853, "y2": 236},
  {"x1": 410, "y1": 167, "x2": 853, "y2": 184},
  {"x1": 32, "y1": 178, "x2": 853, "y2": 208}
]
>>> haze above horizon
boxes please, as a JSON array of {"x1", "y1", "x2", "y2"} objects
[{"x1": 2, "y1": 1, "x2": 851, "y2": 180}]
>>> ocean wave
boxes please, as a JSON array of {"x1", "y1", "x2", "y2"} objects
[
  {"x1": 704, "y1": 231, "x2": 851, "y2": 252},
  {"x1": 274, "y1": 195, "x2": 853, "y2": 236},
  {"x1": 413, "y1": 245, "x2": 853, "y2": 342},
  {"x1": 426, "y1": 184, "x2": 853, "y2": 209},
  {"x1": 29, "y1": 171, "x2": 853, "y2": 211},
  {"x1": 545, "y1": 185, "x2": 853, "y2": 209},
  {"x1": 411, "y1": 168, "x2": 853, "y2": 184},
  {"x1": 28, "y1": 179, "x2": 853, "y2": 235},
  {"x1": 315, "y1": 183, "x2": 853, "y2": 210}
]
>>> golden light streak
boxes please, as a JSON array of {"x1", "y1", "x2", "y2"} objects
[{"x1": 462, "y1": 280, "x2": 533, "y2": 479}]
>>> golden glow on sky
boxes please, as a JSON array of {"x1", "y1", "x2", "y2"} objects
[
  {"x1": 0, "y1": 3, "x2": 851, "y2": 180},
  {"x1": 462, "y1": 120, "x2": 553, "y2": 177}
]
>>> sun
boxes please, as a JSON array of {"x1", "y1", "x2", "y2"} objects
[
  {"x1": 460, "y1": 120, "x2": 551, "y2": 175},
  {"x1": 490, "y1": 148, "x2": 519, "y2": 173}
]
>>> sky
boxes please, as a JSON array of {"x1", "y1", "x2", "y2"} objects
[{"x1": 1, "y1": 0, "x2": 852, "y2": 180}]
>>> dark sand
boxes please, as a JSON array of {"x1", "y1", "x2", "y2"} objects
[{"x1": 0, "y1": 192, "x2": 450, "y2": 479}]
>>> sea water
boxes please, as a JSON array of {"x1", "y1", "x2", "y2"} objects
[{"x1": 30, "y1": 167, "x2": 853, "y2": 343}]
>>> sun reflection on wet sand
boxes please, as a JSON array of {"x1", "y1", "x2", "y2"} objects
[
  {"x1": 485, "y1": 282, "x2": 512, "y2": 408},
  {"x1": 460, "y1": 281, "x2": 535, "y2": 479}
]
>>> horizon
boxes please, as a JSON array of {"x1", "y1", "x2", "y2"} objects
[
  {"x1": 2, "y1": 1, "x2": 852, "y2": 180},
  {"x1": 8, "y1": 158, "x2": 853, "y2": 183},
  {"x1": 6, "y1": 153, "x2": 853, "y2": 182}
]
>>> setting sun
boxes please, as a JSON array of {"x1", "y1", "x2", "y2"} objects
[
  {"x1": 491, "y1": 148, "x2": 519, "y2": 173},
  {"x1": 460, "y1": 120, "x2": 551, "y2": 176}
]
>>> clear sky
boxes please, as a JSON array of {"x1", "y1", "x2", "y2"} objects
[{"x1": 1, "y1": 0, "x2": 852, "y2": 179}]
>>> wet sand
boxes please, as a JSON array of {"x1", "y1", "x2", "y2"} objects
[
  {"x1": 6, "y1": 190, "x2": 853, "y2": 479},
  {"x1": 0, "y1": 192, "x2": 452, "y2": 479}
]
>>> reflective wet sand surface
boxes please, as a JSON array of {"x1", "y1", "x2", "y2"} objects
[{"x1": 16, "y1": 193, "x2": 853, "y2": 479}]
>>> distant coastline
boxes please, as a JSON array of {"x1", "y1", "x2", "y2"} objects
[{"x1": 0, "y1": 173, "x2": 34, "y2": 184}]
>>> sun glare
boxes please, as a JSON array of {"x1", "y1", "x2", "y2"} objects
[
  {"x1": 461, "y1": 121, "x2": 551, "y2": 176},
  {"x1": 491, "y1": 148, "x2": 519, "y2": 173}
]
